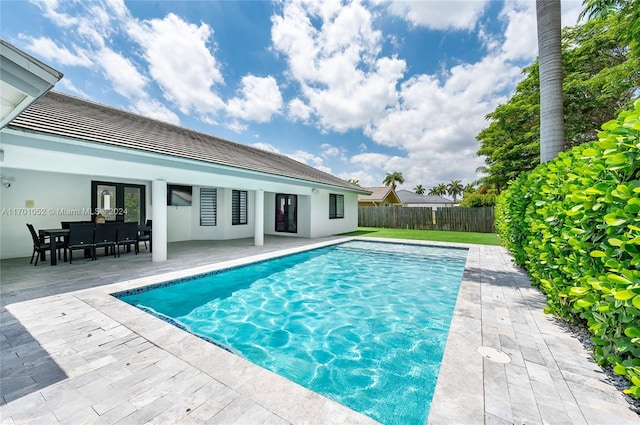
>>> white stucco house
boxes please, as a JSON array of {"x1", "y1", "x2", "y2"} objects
[{"x1": 0, "y1": 40, "x2": 368, "y2": 262}]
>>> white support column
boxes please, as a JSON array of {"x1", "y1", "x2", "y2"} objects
[
  {"x1": 152, "y1": 179, "x2": 167, "y2": 262},
  {"x1": 254, "y1": 189, "x2": 264, "y2": 246}
]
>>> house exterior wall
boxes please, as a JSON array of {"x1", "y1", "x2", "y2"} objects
[
  {"x1": 309, "y1": 191, "x2": 358, "y2": 238},
  {"x1": 0, "y1": 168, "x2": 151, "y2": 258},
  {"x1": 262, "y1": 191, "x2": 312, "y2": 238},
  {"x1": 0, "y1": 130, "x2": 361, "y2": 259},
  {"x1": 168, "y1": 206, "x2": 192, "y2": 242}
]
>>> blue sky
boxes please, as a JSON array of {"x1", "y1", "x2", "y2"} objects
[{"x1": 1, "y1": 0, "x2": 583, "y2": 191}]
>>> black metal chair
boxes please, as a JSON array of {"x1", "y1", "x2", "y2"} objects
[
  {"x1": 26, "y1": 224, "x2": 52, "y2": 266},
  {"x1": 94, "y1": 222, "x2": 118, "y2": 259},
  {"x1": 67, "y1": 223, "x2": 95, "y2": 263},
  {"x1": 115, "y1": 222, "x2": 139, "y2": 257},
  {"x1": 137, "y1": 219, "x2": 151, "y2": 251}
]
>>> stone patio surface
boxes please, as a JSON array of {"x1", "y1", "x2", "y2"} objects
[{"x1": 1, "y1": 236, "x2": 638, "y2": 424}]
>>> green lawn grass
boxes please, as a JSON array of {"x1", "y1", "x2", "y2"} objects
[{"x1": 341, "y1": 227, "x2": 501, "y2": 246}]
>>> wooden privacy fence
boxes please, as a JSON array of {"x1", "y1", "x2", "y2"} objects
[{"x1": 358, "y1": 206, "x2": 495, "y2": 233}]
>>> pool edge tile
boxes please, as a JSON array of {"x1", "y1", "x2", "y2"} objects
[{"x1": 427, "y1": 244, "x2": 484, "y2": 425}]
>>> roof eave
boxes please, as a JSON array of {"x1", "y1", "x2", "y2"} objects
[{"x1": 0, "y1": 39, "x2": 63, "y2": 129}]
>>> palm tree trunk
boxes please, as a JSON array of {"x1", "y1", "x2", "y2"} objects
[{"x1": 536, "y1": 0, "x2": 565, "y2": 162}]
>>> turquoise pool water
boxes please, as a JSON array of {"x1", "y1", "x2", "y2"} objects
[{"x1": 115, "y1": 240, "x2": 468, "y2": 424}]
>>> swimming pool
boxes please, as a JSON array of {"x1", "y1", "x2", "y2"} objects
[{"x1": 115, "y1": 240, "x2": 468, "y2": 424}]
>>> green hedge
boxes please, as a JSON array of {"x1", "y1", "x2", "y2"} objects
[
  {"x1": 460, "y1": 193, "x2": 497, "y2": 207},
  {"x1": 495, "y1": 100, "x2": 640, "y2": 398}
]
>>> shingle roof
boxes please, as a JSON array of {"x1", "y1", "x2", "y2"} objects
[
  {"x1": 396, "y1": 189, "x2": 453, "y2": 204},
  {"x1": 358, "y1": 186, "x2": 400, "y2": 202},
  {"x1": 8, "y1": 91, "x2": 365, "y2": 192}
]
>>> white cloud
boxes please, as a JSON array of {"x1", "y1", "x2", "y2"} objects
[
  {"x1": 94, "y1": 47, "x2": 148, "y2": 99},
  {"x1": 271, "y1": 0, "x2": 528, "y2": 190},
  {"x1": 287, "y1": 98, "x2": 313, "y2": 122},
  {"x1": 103, "y1": 0, "x2": 129, "y2": 20},
  {"x1": 499, "y1": 0, "x2": 586, "y2": 62},
  {"x1": 320, "y1": 143, "x2": 343, "y2": 158},
  {"x1": 351, "y1": 152, "x2": 392, "y2": 169},
  {"x1": 29, "y1": 1, "x2": 287, "y2": 128},
  {"x1": 272, "y1": 0, "x2": 406, "y2": 133},
  {"x1": 381, "y1": 0, "x2": 490, "y2": 31},
  {"x1": 269, "y1": 0, "x2": 539, "y2": 189},
  {"x1": 29, "y1": 0, "x2": 78, "y2": 27},
  {"x1": 561, "y1": 1, "x2": 585, "y2": 27},
  {"x1": 251, "y1": 142, "x2": 281, "y2": 153},
  {"x1": 126, "y1": 13, "x2": 226, "y2": 118},
  {"x1": 131, "y1": 98, "x2": 180, "y2": 125},
  {"x1": 362, "y1": 51, "x2": 521, "y2": 188},
  {"x1": 225, "y1": 121, "x2": 247, "y2": 133},
  {"x1": 288, "y1": 149, "x2": 326, "y2": 168},
  {"x1": 56, "y1": 79, "x2": 88, "y2": 98},
  {"x1": 499, "y1": 0, "x2": 538, "y2": 61},
  {"x1": 26, "y1": 0, "x2": 165, "y2": 121},
  {"x1": 227, "y1": 75, "x2": 283, "y2": 123},
  {"x1": 337, "y1": 169, "x2": 374, "y2": 187},
  {"x1": 21, "y1": 36, "x2": 93, "y2": 66},
  {"x1": 248, "y1": 142, "x2": 334, "y2": 174}
]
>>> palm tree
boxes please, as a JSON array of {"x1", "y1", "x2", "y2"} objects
[
  {"x1": 429, "y1": 183, "x2": 447, "y2": 196},
  {"x1": 580, "y1": 0, "x2": 624, "y2": 19},
  {"x1": 536, "y1": 0, "x2": 564, "y2": 162},
  {"x1": 463, "y1": 183, "x2": 476, "y2": 197},
  {"x1": 447, "y1": 179, "x2": 464, "y2": 202},
  {"x1": 414, "y1": 184, "x2": 425, "y2": 195},
  {"x1": 347, "y1": 179, "x2": 360, "y2": 186},
  {"x1": 383, "y1": 171, "x2": 404, "y2": 189}
]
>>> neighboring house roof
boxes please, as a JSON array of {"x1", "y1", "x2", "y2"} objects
[
  {"x1": 358, "y1": 186, "x2": 402, "y2": 204},
  {"x1": 8, "y1": 91, "x2": 366, "y2": 192},
  {"x1": 396, "y1": 189, "x2": 454, "y2": 205}
]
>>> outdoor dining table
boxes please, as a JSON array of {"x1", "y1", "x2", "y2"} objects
[{"x1": 39, "y1": 228, "x2": 69, "y2": 266}]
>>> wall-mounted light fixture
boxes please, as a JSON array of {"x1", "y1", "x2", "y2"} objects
[
  {"x1": 1, "y1": 175, "x2": 15, "y2": 188},
  {"x1": 312, "y1": 188, "x2": 320, "y2": 195}
]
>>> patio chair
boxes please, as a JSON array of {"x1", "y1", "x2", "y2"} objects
[
  {"x1": 94, "y1": 222, "x2": 118, "y2": 259},
  {"x1": 137, "y1": 219, "x2": 151, "y2": 251},
  {"x1": 115, "y1": 222, "x2": 139, "y2": 257},
  {"x1": 26, "y1": 224, "x2": 53, "y2": 266},
  {"x1": 67, "y1": 223, "x2": 95, "y2": 263}
]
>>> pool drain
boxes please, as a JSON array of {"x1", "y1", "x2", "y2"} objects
[{"x1": 477, "y1": 346, "x2": 511, "y2": 363}]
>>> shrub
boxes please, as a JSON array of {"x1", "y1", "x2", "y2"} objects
[
  {"x1": 460, "y1": 193, "x2": 497, "y2": 207},
  {"x1": 495, "y1": 100, "x2": 640, "y2": 398}
]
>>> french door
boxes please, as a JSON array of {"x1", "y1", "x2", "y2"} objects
[
  {"x1": 91, "y1": 181, "x2": 146, "y2": 223},
  {"x1": 275, "y1": 194, "x2": 297, "y2": 233}
]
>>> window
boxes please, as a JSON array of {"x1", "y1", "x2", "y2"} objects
[
  {"x1": 167, "y1": 185, "x2": 192, "y2": 206},
  {"x1": 200, "y1": 188, "x2": 217, "y2": 226},
  {"x1": 232, "y1": 190, "x2": 248, "y2": 225},
  {"x1": 329, "y1": 194, "x2": 344, "y2": 219}
]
